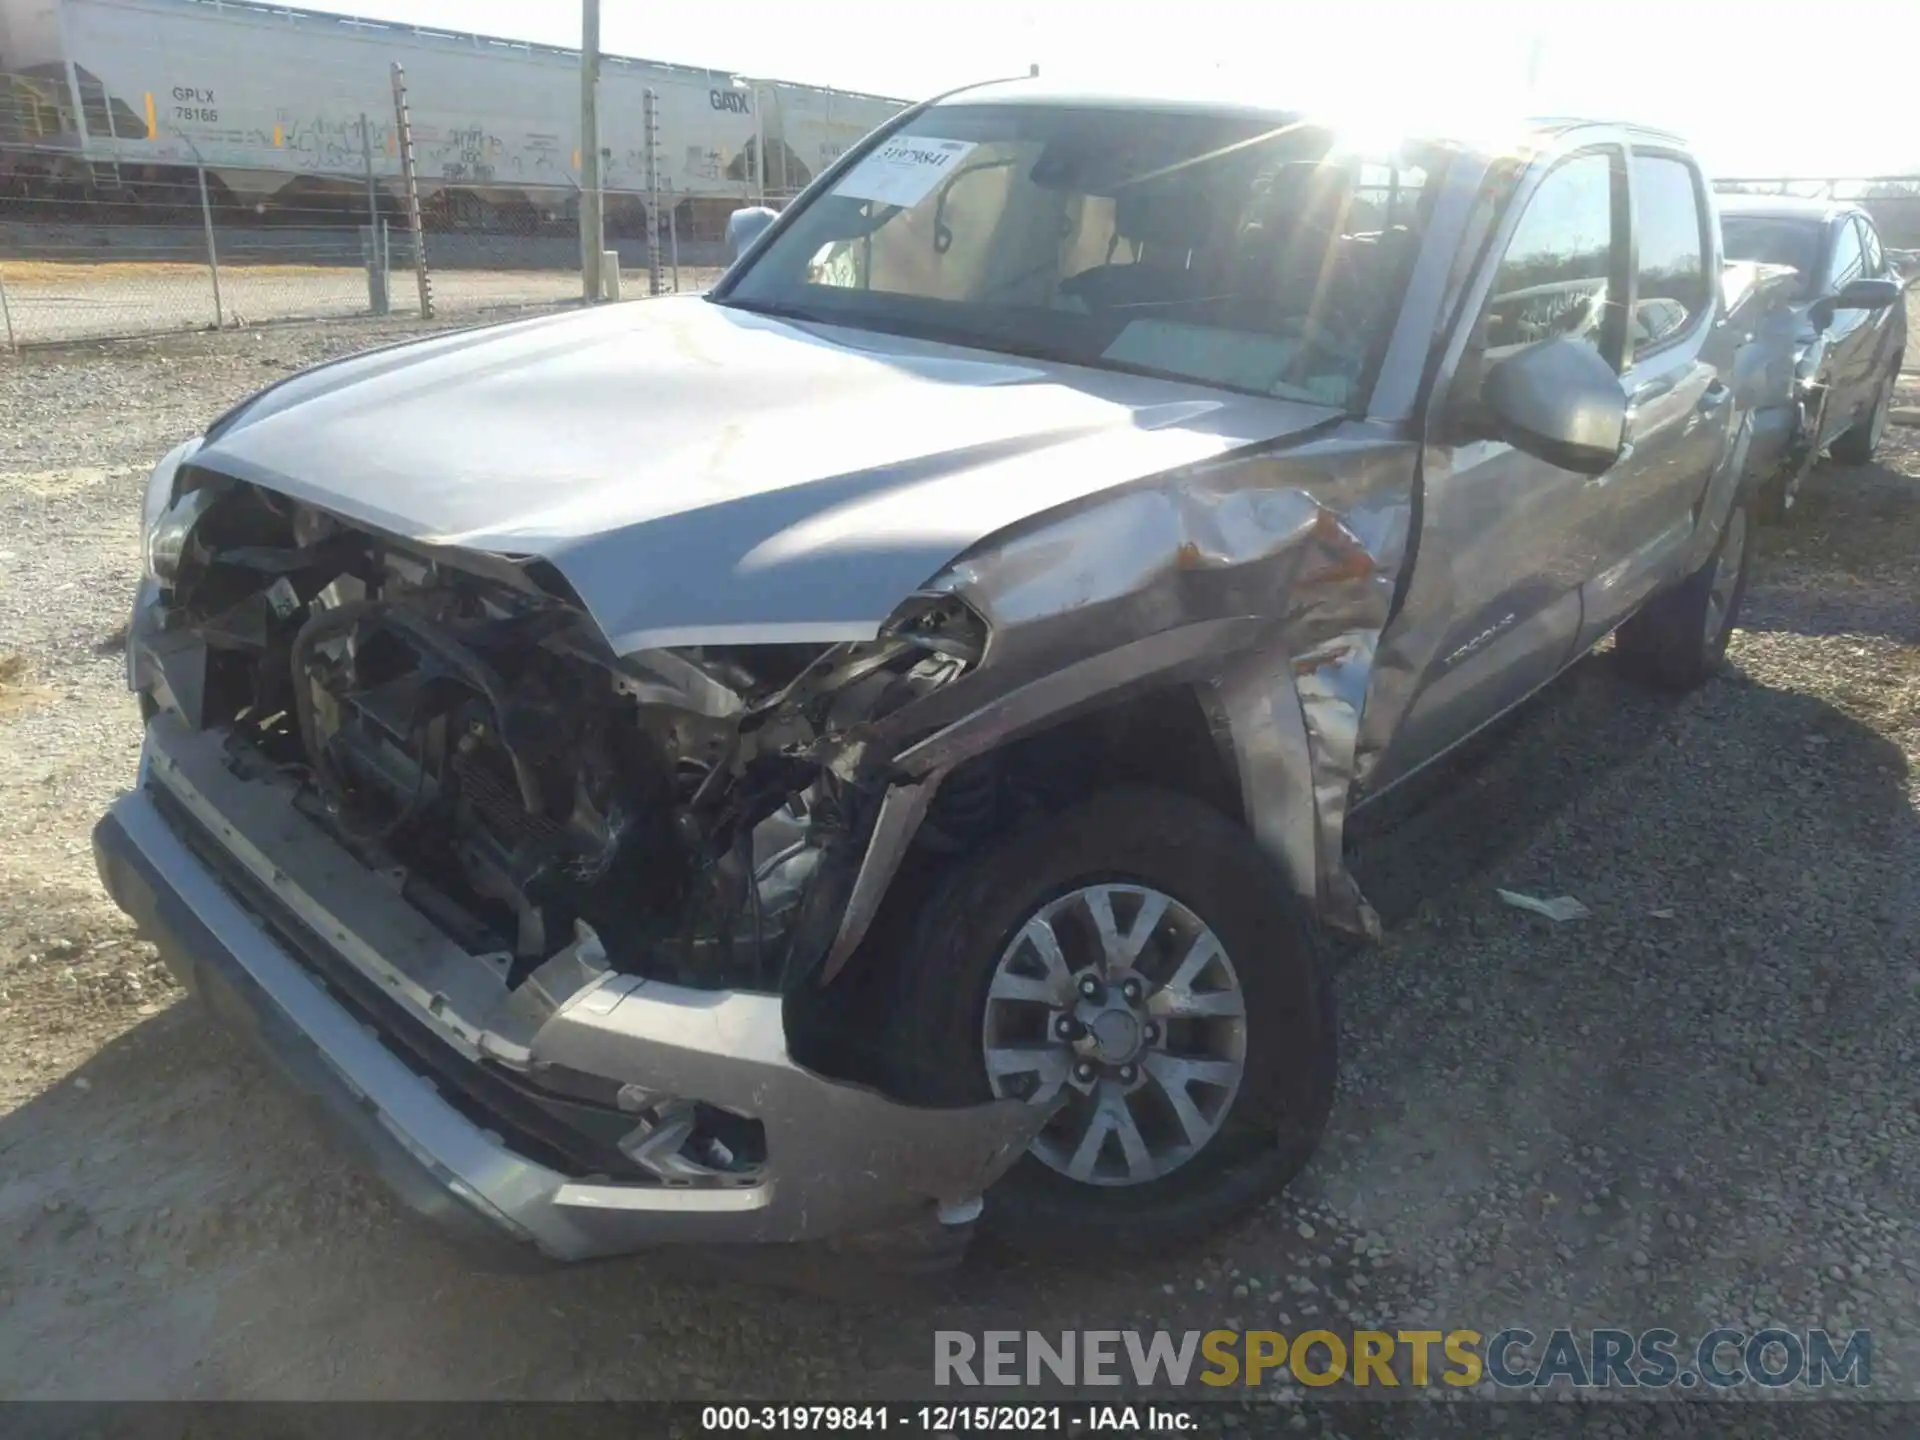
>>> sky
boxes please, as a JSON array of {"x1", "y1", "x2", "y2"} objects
[{"x1": 328, "y1": 0, "x2": 1918, "y2": 180}]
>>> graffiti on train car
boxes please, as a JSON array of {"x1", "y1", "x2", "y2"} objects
[
  {"x1": 278, "y1": 113, "x2": 388, "y2": 173},
  {"x1": 429, "y1": 125, "x2": 504, "y2": 184},
  {"x1": 519, "y1": 136, "x2": 565, "y2": 178},
  {"x1": 619, "y1": 144, "x2": 731, "y2": 186},
  {"x1": 2, "y1": 0, "x2": 907, "y2": 212}
]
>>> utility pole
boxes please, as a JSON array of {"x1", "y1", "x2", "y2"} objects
[
  {"x1": 580, "y1": 0, "x2": 604, "y2": 302},
  {"x1": 753, "y1": 82, "x2": 767, "y2": 206},
  {"x1": 196, "y1": 162, "x2": 225, "y2": 329},
  {"x1": 359, "y1": 113, "x2": 389, "y2": 316}
]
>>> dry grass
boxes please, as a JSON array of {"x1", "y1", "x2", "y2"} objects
[
  {"x1": 1805, "y1": 611, "x2": 1920, "y2": 735},
  {"x1": 0, "y1": 260, "x2": 351, "y2": 284},
  {"x1": 0, "y1": 260, "x2": 673, "y2": 286},
  {"x1": 1833, "y1": 643, "x2": 1920, "y2": 733},
  {"x1": 0, "y1": 651, "x2": 40, "y2": 715}
]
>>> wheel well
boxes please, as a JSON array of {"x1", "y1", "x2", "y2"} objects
[
  {"x1": 949, "y1": 682, "x2": 1244, "y2": 834},
  {"x1": 786, "y1": 683, "x2": 1248, "y2": 1086},
  {"x1": 868, "y1": 682, "x2": 1246, "y2": 962}
]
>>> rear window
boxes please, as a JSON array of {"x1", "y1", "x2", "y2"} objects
[{"x1": 1721, "y1": 215, "x2": 1822, "y2": 292}]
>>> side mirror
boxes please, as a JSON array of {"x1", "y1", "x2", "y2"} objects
[
  {"x1": 1480, "y1": 337, "x2": 1627, "y2": 476},
  {"x1": 726, "y1": 206, "x2": 779, "y2": 262},
  {"x1": 1812, "y1": 276, "x2": 1903, "y2": 330},
  {"x1": 1831, "y1": 276, "x2": 1901, "y2": 312}
]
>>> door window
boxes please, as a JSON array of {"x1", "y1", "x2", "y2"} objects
[
  {"x1": 1628, "y1": 152, "x2": 1708, "y2": 352},
  {"x1": 1826, "y1": 219, "x2": 1864, "y2": 292},
  {"x1": 1479, "y1": 150, "x2": 1623, "y2": 368},
  {"x1": 1857, "y1": 217, "x2": 1885, "y2": 278}
]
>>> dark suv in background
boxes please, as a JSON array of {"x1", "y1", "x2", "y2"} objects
[{"x1": 1720, "y1": 194, "x2": 1909, "y2": 518}]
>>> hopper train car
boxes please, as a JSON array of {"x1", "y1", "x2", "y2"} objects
[{"x1": 1, "y1": 0, "x2": 904, "y2": 233}]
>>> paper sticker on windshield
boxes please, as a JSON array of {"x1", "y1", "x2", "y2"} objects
[{"x1": 832, "y1": 137, "x2": 977, "y2": 208}]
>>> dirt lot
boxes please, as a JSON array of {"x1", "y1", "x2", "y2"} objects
[
  {"x1": 0, "y1": 261, "x2": 722, "y2": 345},
  {"x1": 2, "y1": 314, "x2": 1919, "y2": 1417}
]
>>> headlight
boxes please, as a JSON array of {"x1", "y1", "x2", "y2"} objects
[{"x1": 140, "y1": 437, "x2": 204, "y2": 584}]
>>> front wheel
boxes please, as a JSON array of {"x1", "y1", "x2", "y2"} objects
[
  {"x1": 884, "y1": 786, "x2": 1336, "y2": 1256},
  {"x1": 1615, "y1": 499, "x2": 1754, "y2": 691}
]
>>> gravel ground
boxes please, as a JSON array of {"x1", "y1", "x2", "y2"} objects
[{"x1": 1, "y1": 314, "x2": 1918, "y2": 1423}]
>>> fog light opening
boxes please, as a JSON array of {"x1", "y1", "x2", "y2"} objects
[{"x1": 617, "y1": 1098, "x2": 767, "y2": 1184}]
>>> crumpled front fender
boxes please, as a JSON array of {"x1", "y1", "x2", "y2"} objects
[{"x1": 816, "y1": 430, "x2": 1420, "y2": 957}]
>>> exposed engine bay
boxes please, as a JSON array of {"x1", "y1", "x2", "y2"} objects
[{"x1": 153, "y1": 477, "x2": 985, "y2": 993}]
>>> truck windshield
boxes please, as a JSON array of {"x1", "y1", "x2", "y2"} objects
[
  {"x1": 1721, "y1": 215, "x2": 1823, "y2": 293},
  {"x1": 719, "y1": 103, "x2": 1443, "y2": 409}
]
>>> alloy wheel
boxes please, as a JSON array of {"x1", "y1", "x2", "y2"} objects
[{"x1": 980, "y1": 883, "x2": 1247, "y2": 1186}]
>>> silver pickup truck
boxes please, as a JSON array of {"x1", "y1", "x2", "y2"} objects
[{"x1": 96, "y1": 79, "x2": 1787, "y2": 1269}]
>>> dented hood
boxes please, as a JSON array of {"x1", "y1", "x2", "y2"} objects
[{"x1": 197, "y1": 296, "x2": 1337, "y2": 652}]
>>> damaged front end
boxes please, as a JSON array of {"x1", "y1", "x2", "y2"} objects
[
  {"x1": 108, "y1": 467, "x2": 1044, "y2": 1261},
  {"x1": 145, "y1": 471, "x2": 991, "y2": 993}
]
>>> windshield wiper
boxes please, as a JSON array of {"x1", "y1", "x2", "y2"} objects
[
  {"x1": 714, "y1": 299, "x2": 1340, "y2": 406},
  {"x1": 815, "y1": 311, "x2": 1305, "y2": 401},
  {"x1": 715, "y1": 301, "x2": 1090, "y2": 370},
  {"x1": 711, "y1": 295, "x2": 833, "y2": 326}
]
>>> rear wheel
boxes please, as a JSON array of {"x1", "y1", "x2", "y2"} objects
[
  {"x1": 1831, "y1": 371, "x2": 1895, "y2": 465},
  {"x1": 885, "y1": 786, "x2": 1336, "y2": 1256},
  {"x1": 1615, "y1": 500, "x2": 1754, "y2": 691}
]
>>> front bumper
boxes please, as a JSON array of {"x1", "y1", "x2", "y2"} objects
[{"x1": 93, "y1": 720, "x2": 1043, "y2": 1263}]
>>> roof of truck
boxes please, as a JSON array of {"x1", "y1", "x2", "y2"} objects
[
  {"x1": 1716, "y1": 194, "x2": 1849, "y2": 223},
  {"x1": 926, "y1": 78, "x2": 1688, "y2": 154}
]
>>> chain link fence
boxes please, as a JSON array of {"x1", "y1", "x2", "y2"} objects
[
  {"x1": 2, "y1": 65, "x2": 733, "y2": 348},
  {"x1": 2, "y1": 141, "x2": 395, "y2": 343},
  {"x1": 17, "y1": 114, "x2": 1916, "y2": 353}
]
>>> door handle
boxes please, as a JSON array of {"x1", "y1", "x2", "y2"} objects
[{"x1": 1698, "y1": 381, "x2": 1731, "y2": 412}]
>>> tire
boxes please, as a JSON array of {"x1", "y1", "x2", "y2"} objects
[
  {"x1": 885, "y1": 786, "x2": 1336, "y2": 1257},
  {"x1": 1830, "y1": 370, "x2": 1895, "y2": 465},
  {"x1": 1614, "y1": 499, "x2": 1754, "y2": 691}
]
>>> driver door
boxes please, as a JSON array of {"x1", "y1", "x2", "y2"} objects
[
  {"x1": 1816, "y1": 216, "x2": 1874, "y2": 443},
  {"x1": 1573, "y1": 146, "x2": 1726, "y2": 646},
  {"x1": 1368, "y1": 146, "x2": 1633, "y2": 795}
]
